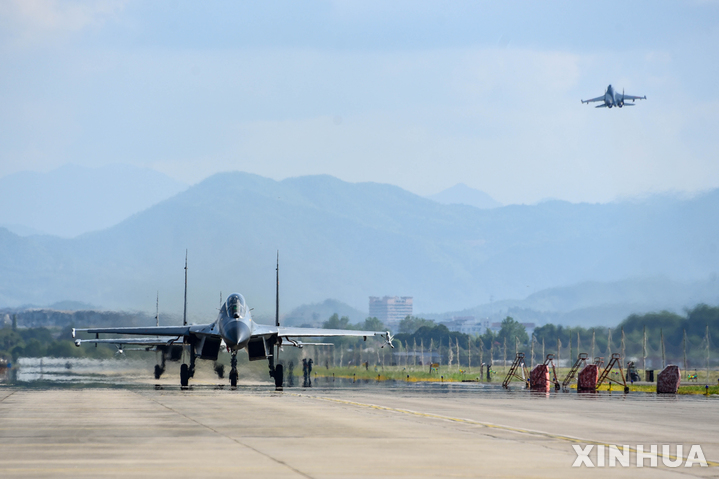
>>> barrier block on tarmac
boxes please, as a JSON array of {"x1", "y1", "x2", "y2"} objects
[
  {"x1": 530, "y1": 364, "x2": 551, "y2": 391},
  {"x1": 657, "y1": 365, "x2": 681, "y2": 394},
  {"x1": 578, "y1": 364, "x2": 598, "y2": 391}
]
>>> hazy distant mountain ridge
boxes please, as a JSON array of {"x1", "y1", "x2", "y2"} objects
[
  {"x1": 426, "y1": 277, "x2": 719, "y2": 326},
  {"x1": 282, "y1": 299, "x2": 367, "y2": 327},
  {"x1": 0, "y1": 172, "x2": 718, "y2": 323},
  {"x1": 0, "y1": 164, "x2": 188, "y2": 237},
  {"x1": 427, "y1": 183, "x2": 502, "y2": 209}
]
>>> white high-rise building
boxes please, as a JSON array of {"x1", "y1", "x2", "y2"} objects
[{"x1": 369, "y1": 296, "x2": 413, "y2": 324}]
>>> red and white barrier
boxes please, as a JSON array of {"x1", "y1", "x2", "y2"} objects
[
  {"x1": 530, "y1": 364, "x2": 551, "y2": 391},
  {"x1": 657, "y1": 365, "x2": 681, "y2": 394},
  {"x1": 578, "y1": 364, "x2": 598, "y2": 391}
]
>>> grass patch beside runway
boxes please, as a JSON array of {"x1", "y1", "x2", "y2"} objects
[{"x1": 305, "y1": 366, "x2": 719, "y2": 394}]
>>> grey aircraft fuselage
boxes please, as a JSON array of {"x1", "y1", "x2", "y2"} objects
[{"x1": 218, "y1": 293, "x2": 252, "y2": 351}]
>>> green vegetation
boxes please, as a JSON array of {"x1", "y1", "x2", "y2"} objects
[
  {"x1": 0, "y1": 325, "x2": 115, "y2": 361},
  {"x1": 531, "y1": 304, "x2": 719, "y2": 365},
  {"x1": 307, "y1": 366, "x2": 483, "y2": 383}
]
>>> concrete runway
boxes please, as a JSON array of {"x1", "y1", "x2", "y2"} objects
[{"x1": 0, "y1": 383, "x2": 717, "y2": 478}]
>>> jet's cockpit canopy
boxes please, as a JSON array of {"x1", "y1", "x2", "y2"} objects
[{"x1": 226, "y1": 293, "x2": 247, "y2": 319}]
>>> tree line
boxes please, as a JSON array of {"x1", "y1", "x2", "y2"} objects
[{"x1": 321, "y1": 305, "x2": 719, "y2": 367}]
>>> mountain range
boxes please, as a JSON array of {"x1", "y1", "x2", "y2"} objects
[
  {"x1": 1, "y1": 170, "x2": 718, "y2": 326},
  {"x1": 426, "y1": 183, "x2": 502, "y2": 209}
]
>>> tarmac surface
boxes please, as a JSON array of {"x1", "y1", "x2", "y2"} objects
[{"x1": 0, "y1": 380, "x2": 717, "y2": 478}]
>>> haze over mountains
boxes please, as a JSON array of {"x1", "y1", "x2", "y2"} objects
[
  {"x1": 0, "y1": 164, "x2": 188, "y2": 237},
  {"x1": 1, "y1": 168, "x2": 718, "y2": 326},
  {"x1": 426, "y1": 183, "x2": 502, "y2": 209}
]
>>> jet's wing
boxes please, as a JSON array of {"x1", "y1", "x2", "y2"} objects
[
  {"x1": 251, "y1": 324, "x2": 394, "y2": 347},
  {"x1": 281, "y1": 340, "x2": 335, "y2": 348},
  {"x1": 581, "y1": 95, "x2": 605, "y2": 104},
  {"x1": 621, "y1": 94, "x2": 646, "y2": 101},
  {"x1": 73, "y1": 326, "x2": 191, "y2": 337},
  {"x1": 74, "y1": 336, "x2": 182, "y2": 347},
  {"x1": 279, "y1": 326, "x2": 387, "y2": 338}
]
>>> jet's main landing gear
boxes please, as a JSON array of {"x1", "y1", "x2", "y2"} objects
[
  {"x1": 269, "y1": 350, "x2": 284, "y2": 391},
  {"x1": 154, "y1": 349, "x2": 166, "y2": 379},
  {"x1": 274, "y1": 363, "x2": 284, "y2": 390},
  {"x1": 180, "y1": 343, "x2": 195, "y2": 389},
  {"x1": 180, "y1": 363, "x2": 190, "y2": 388},
  {"x1": 229, "y1": 352, "x2": 238, "y2": 388}
]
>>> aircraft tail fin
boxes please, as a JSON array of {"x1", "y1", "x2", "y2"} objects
[
  {"x1": 183, "y1": 250, "x2": 188, "y2": 326},
  {"x1": 275, "y1": 251, "x2": 280, "y2": 328},
  {"x1": 156, "y1": 292, "x2": 159, "y2": 327}
]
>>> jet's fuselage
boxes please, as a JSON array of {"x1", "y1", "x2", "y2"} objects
[
  {"x1": 605, "y1": 84, "x2": 615, "y2": 108},
  {"x1": 218, "y1": 293, "x2": 252, "y2": 351}
]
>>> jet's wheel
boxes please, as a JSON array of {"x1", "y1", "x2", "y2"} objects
[
  {"x1": 229, "y1": 369, "x2": 238, "y2": 388},
  {"x1": 180, "y1": 364, "x2": 189, "y2": 388},
  {"x1": 274, "y1": 364, "x2": 284, "y2": 389},
  {"x1": 154, "y1": 364, "x2": 164, "y2": 380}
]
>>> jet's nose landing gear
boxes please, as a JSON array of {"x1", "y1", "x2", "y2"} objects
[{"x1": 229, "y1": 351, "x2": 238, "y2": 388}]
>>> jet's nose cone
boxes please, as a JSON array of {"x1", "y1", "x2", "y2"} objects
[{"x1": 224, "y1": 321, "x2": 251, "y2": 349}]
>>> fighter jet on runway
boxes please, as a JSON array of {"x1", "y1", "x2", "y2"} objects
[
  {"x1": 581, "y1": 84, "x2": 646, "y2": 108},
  {"x1": 73, "y1": 253, "x2": 393, "y2": 389}
]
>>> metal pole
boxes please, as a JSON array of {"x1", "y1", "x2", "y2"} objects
[
  {"x1": 577, "y1": 331, "x2": 581, "y2": 355},
  {"x1": 643, "y1": 325, "x2": 647, "y2": 377},
  {"x1": 621, "y1": 327, "x2": 625, "y2": 363},
  {"x1": 530, "y1": 334, "x2": 535, "y2": 368},
  {"x1": 707, "y1": 324, "x2": 710, "y2": 385},
  {"x1": 683, "y1": 329, "x2": 688, "y2": 380},
  {"x1": 661, "y1": 328, "x2": 665, "y2": 370},
  {"x1": 467, "y1": 337, "x2": 471, "y2": 373},
  {"x1": 556, "y1": 337, "x2": 561, "y2": 368},
  {"x1": 457, "y1": 337, "x2": 460, "y2": 373},
  {"x1": 479, "y1": 340, "x2": 484, "y2": 381},
  {"x1": 503, "y1": 337, "x2": 507, "y2": 374},
  {"x1": 607, "y1": 328, "x2": 612, "y2": 357},
  {"x1": 413, "y1": 338, "x2": 418, "y2": 369},
  {"x1": 591, "y1": 330, "x2": 596, "y2": 360}
]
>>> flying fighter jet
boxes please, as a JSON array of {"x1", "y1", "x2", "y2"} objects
[
  {"x1": 73, "y1": 253, "x2": 393, "y2": 389},
  {"x1": 581, "y1": 84, "x2": 646, "y2": 108}
]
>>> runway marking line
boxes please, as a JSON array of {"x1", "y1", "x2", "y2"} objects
[
  {"x1": 135, "y1": 391, "x2": 315, "y2": 479},
  {"x1": 0, "y1": 391, "x2": 16, "y2": 403},
  {"x1": 290, "y1": 393, "x2": 719, "y2": 467}
]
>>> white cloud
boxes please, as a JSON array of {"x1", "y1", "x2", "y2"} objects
[{"x1": 0, "y1": 0, "x2": 126, "y2": 47}]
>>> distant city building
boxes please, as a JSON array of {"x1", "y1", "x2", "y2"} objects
[
  {"x1": 490, "y1": 321, "x2": 536, "y2": 333},
  {"x1": 440, "y1": 316, "x2": 489, "y2": 335},
  {"x1": 369, "y1": 296, "x2": 413, "y2": 324}
]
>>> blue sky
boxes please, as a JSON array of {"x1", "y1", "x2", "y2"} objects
[{"x1": 1, "y1": 1, "x2": 718, "y2": 204}]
